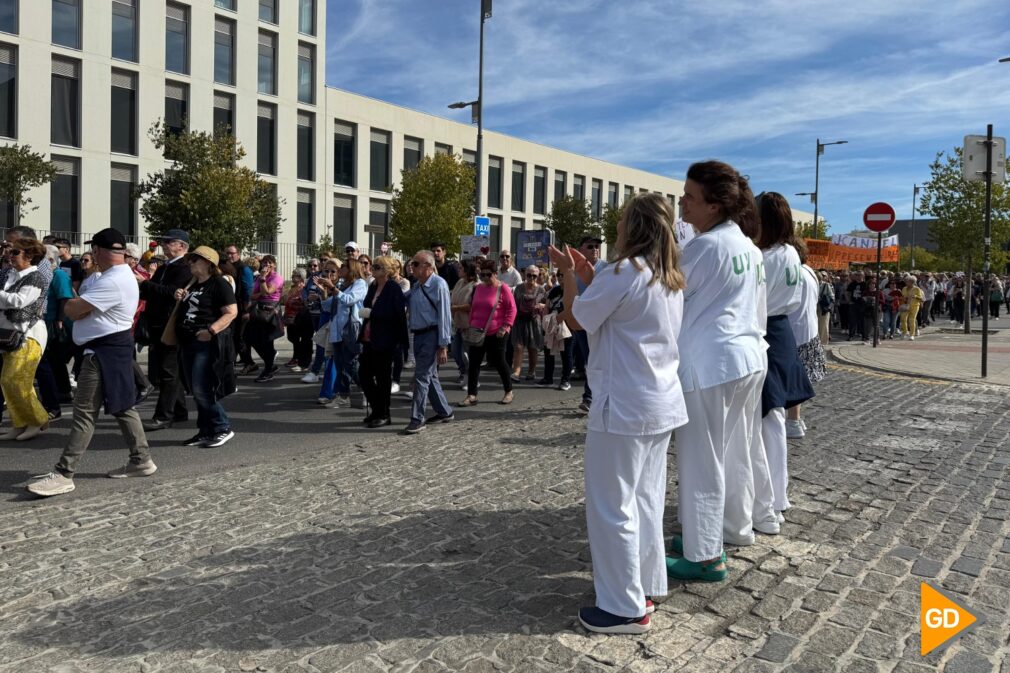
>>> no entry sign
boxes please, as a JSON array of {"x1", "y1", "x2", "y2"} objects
[{"x1": 863, "y1": 202, "x2": 896, "y2": 233}]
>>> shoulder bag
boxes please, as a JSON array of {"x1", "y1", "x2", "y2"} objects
[
  {"x1": 161, "y1": 279, "x2": 197, "y2": 346},
  {"x1": 464, "y1": 285, "x2": 502, "y2": 348}
]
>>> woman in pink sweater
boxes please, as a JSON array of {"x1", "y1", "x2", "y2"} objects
[{"x1": 460, "y1": 259, "x2": 517, "y2": 406}]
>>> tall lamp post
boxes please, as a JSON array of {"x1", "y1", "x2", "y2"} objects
[
  {"x1": 813, "y1": 138, "x2": 848, "y2": 237},
  {"x1": 910, "y1": 184, "x2": 920, "y2": 268},
  {"x1": 448, "y1": 0, "x2": 492, "y2": 217}
]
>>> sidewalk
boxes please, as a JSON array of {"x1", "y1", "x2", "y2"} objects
[{"x1": 829, "y1": 321, "x2": 1010, "y2": 386}]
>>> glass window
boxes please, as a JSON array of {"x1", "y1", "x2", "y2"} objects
[
  {"x1": 165, "y1": 3, "x2": 189, "y2": 75},
  {"x1": 214, "y1": 19, "x2": 235, "y2": 86},
  {"x1": 591, "y1": 179, "x2": 602, "y2": 219},
  {"x1": 487, "y1": 156, "x2": 502, "y2": 209},
  {"x1": 461, "y1": 149, "x2": 476, "y2": 168},
  {"x1": 608, "y1": 182, "x2": 619, "y2": 209},
  {"x1": 213, "y1": 92, "x2": 234, "y2": 138},
  {"x1": 258, "y1": 31, "x2": 276, "y2": 95},
  {"x1": 554, "y1": 170, "x2": 566, "y2": 204},
  {"x1": 110, "y1": 164, "x2": 137, "y2": 236},
  {"x1": 533, "y1": 166, "x2": 546, "y2": 215},
  {"x1": 488, "y1": 214, "x2": 501, "y2": 253},
  {"x1": 0, "y1": 44, "x2": 15, "y2": 139},
  {"x1": 214, "y1": 0, "x2": 236, "y2": 9},
  {"x1": 297, "y1": 190, "x2": 314, "y2": 246},
  {"x1": 0, "y1": 0, "x2": 15, "y2": 35},
  {"x1": 111, "y1": 0, "x2": 137, "y2": 62},
  {"x1": 297, "y1": 111, "x2": 314, "y2": 181},
  {"x1": 298, "y1": 0, "x2": 315, "y2": 35},
  {"x1": 164, "y1": 81, "x2": 187, "y2": 138},
  {"x1": 297, "y1": 43, "x2": 314, "y2": 104},
  {"x1": 259, "y1": 0, "x2": 276, "y2": 23},
  {"x1": 624, "y1": 185, "x2": 633, "y2": 202},
  {"x1": 51, "y1": 156, "x2": 79, "y2": 236},
  {"x1": 333, "y1": 195, "x2": 355, "y2": 244},
  {"x1": 369, "y1": 129, "x2": 390, "y2": 191},
  {"x1": 51, "y1": 58, "x2": 80, "y2": 147},
  {"x1": 333, "y1": 120, "x2": 355, "y2": 187},
  {"x1": 256, "y1": 102, "x2": 276, "y2": 175},
  {"x1": 366, "y1": 199, "x2": 389, "y2": 255},
  {"x1": 510, "y1": 217, "x2": 524, "y2": 256},
  {"x1": 434, "y1": 143, "x2": 451, "y2": 156},
  {"x1": 0, "y1": 199, "x2": 14, "y2": 231},
  {"x1": 573, "y1": 175, "x2": 585, "y2": 202},
  {"x1": 511, "y1": 161, "x2": 526, "y2": 212},
  {"x1": 110, "y1": 69, "x2": 137, "y2": 155},
  {"x1": 403, "y1": 136, "x2": 422, "y2": 172},
  {"x1": 52, "y1": 0, "x2": 80, "y2": 49}
]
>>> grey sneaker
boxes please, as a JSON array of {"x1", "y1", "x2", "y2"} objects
[
  {"x1": 108, "y1": 460, "x2": 158, "y2": 479},
  {"x1": 26, "y1": 472, "x2": 76, "y2": 497},
  {"x1": 333, "y1": 395, "x2": 351, "y2": 408},
  {"x1": 558, "y1": 381, "x2": 572, "y2": 391},
  {"x1": 578, "y1": 401, "x2": 591, "y2": 413}
]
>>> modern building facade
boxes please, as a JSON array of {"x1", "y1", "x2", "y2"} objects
[{"x1": 0, "y1": 0, "x2": 808, "y2": 260}]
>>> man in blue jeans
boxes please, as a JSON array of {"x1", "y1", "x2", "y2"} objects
[
  {"x1": 574, "y1": 235, "x2": 606, "y2": 413},
  {"x1": 403, "y1": 250, "x2": 454, "y2": 434}
]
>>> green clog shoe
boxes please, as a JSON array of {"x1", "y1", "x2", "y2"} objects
[{"x1": 666, "y1": 555, "x2": 728, "y2": 582}]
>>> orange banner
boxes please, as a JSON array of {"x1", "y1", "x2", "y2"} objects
[{"x1": 805, "y1": 239, "x2": 898, "y2": 270}]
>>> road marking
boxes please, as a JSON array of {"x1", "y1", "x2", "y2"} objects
[{"x1": 826, "y1": 363, "x2": 949, "y2": 385}]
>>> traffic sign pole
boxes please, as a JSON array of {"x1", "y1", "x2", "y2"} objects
[
  {"x1": 874, "y1": 231, "x2": 882, "y2": 348},
  {"x1": 982, "y1": 124, "x2": 994, "y2": 378},
  {"x1": 863, "y1": 202, "x2": 896, "y2": 350}
]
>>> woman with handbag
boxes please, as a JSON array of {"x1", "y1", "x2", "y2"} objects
[
  {"x1": 358, "y1": 257, "x2": 408, "y2": 428},
  {"x1": 282, "y1": 269, "x2": 312, "y2": 371},
  {"x1": 449, "y1": 260, "x2": 477, "y2": 388},
  {"x1": 459, "y1": 259, "x2": 517, "y2": 406},
  {"x1": 245, "y1": 255, "x2": 283, "y2": 382},
  {"x1": 315, "y1": 258, "x2": 368, "y2": 407},
  {"x1": 0, "y1": 238, "x2": 52, "y2": 441},
  {"x1": 510, "y1": 265, "x2": 547, "y2": 381}
]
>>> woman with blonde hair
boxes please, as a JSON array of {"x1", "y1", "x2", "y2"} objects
[
  {"x1": 315, "y1": 257, "x2": 368, "y2": 407},
  {"x1": 551, "y1": 192, "x2": 688, "y2": 634},
  {"x1": 510, "y1": 264, "x2": 547, "y2": 381}
]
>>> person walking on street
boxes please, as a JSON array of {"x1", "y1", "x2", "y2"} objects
[
  {"x1": 27, "y1": 229, "x2": 155, "y2": 498},
  {"x1": 140, "y1": 229, "x2": 192, "y2": 432},
  {"x1": 497, "y1": 250, "x2": 523, "y2": 290},
  {"x1": 900, "y1": 275, "x2": 925, "y2": 339},
  {"x1": 459, "y1": 260, "x2": 517, "y2": 407},
  {"x1": 432, "y1": 241, "x2": 460, "y2": 292},
  {"x1": 449, "y1": 260, "x2": 478, "y2": 388},
  {"x1": 358, "y1": 257, "x2": 408, "y2": 428},
  {"x1": 403, "y1": 251, "x2": 454, "y2": 434}
]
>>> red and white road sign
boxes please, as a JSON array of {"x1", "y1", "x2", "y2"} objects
[{"x1": 863, "y1": 202, "x2": 896, "y2": 233}]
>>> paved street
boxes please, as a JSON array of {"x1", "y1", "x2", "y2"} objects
[{"x1": 2, "y1": 364, "x2": 1010, "y2": 673}]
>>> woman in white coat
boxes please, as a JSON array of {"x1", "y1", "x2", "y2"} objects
[
  {"x1": 668, "y1": 161, "x2": 772, "y2": 583},
  {"x1": 550, "y1": 193, "x2": 688, "y2": 635}
]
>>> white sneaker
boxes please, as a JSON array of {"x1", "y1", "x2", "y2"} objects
[
  {"x1": 402, "y1": 389, "x2": 413, "y2": 399},
  {"x1": 909, "y1": 335, "x2": 915, "y2": 341},
  {"x1": 799, "y1": 419, "x2": 807, "y2": 432},
  {"x1": 317, "y1": 397, "x2": 333, "y2": 405},
  {"x1": 776, "y1": 511, "x2": 786, "y2": 524},
  {"x1": 301, "y1": 372, "x2": 320, "y2": 384},
  {"x1": 785, "y1": 419, "x2": 805, "y2": 439},
  {"x1": 753, "y1": 517, "x2": 780, "y2": 535},
  {"x1": 26, "y1": 472, "x2": 76, "y2": 497},
  {"x1": 333, "y1": 395, "x2": 351, "y2": 408},
  {"x1": 390, "y1": 383, "x2": 400, "y2": 394}
]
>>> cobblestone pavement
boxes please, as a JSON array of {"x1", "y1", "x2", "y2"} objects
[{"x1": 2, "y1": 367, "x2": 1010, "y2": 673}]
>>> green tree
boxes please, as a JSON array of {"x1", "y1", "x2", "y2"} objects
[
  {"x1": 136, "y1": 121, "x2": 282, "y2": 251},
  {"x1": 0, "y1": 144, "x2": 57, "y2": 226},
  {"x1": 388, "y1": 153, "x2": 475, "y2": 257},
  {"x1": 546, "y1": 195, "x2": 599, "y2": 248},
  {"x1": 303, "y1": 232, "x2": 334, "y2": 260},
  {"x1": 919, "y1": 146, "x2": 1010, "y2": 273},
  {"x1": 796, "y1": 218, "x2": 829, "y2": 240},
  {"x1": 601, "y1": 201, "x2": 626, "y2": 247}
]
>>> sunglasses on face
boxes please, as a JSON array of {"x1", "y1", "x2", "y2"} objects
[
  {"x1": 499, "y1": 255, "x2": 510, "y2": 259},
  {"x1": 344, "y1": 248, "x2": 356, "y2": 254},
  {"x1": 410, "y1": 260, "x2": 428, "y2": 267},
  {"x1": 8, "y1": 249, "x2": 23, "y2": 258},
  {"x1": 321, "y1": 269, "x2": 337, "y2": 275},
  {"x1": 584, "y1": 244, "x2": 600, "y2": 250},
  {"x1": 479, "y1": 272, "x2": 493, "y2": 278},
  {"x1": 526, "y1": 274, "x2": 538, "y2": 279},
  {"x1": 359, "y1": 261, "x2": 371, "y2": 266}
]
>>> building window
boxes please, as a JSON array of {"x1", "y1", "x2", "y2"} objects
[
  {"x1": 0, "y1": 0, "x2": 16, "y2": 35},
  {"x1": 333, "y1": 120, "x2": 355, "y2": 187},
  {"x1": 434, "y1": 143, "x2": 451, "y2": 156},
  {"x1": 110, "y1": 163, "x2": 137, "y2": 236},
  {"x1": 510, "y1": 217, "x2": 524, "y2": 255},
  {"x1": 0, "y1": 199, "x2": 13, "y2": 230},
  {"x1": 298, "y1": 0, "x2": 315, "y2": 35},
  {"x1": 214, "y1": 18, "x2": 235, "y2": 86},
  {"x1": 256, "y1": 102, "x2": 276, "y2": 175},
  {"x1": 366, "y1": 199, "x2": 389, "y2": 255},
  {"x1": 213, "y1": 92, "x2": 234, "y2": 138},
  {"x1": 0, "y1": 44, "x2": 14, "y2": 139},
  {"x1": 369, "y1": 129, "x2": 390, "y2": 191},
  {"x1": 488, "y1": 214, "x2": 501, "y2": 253},
  {"x1": 573, "y1": 175, "x2": 585, "y2": 202},
  {"x1": 259, "y1": 0, "x2": 276, "y2": 23},
  {"x1": 297, "y1": 43, "x2": 314, "y2": 104},
  {"x1": 554, "y1": 170, "x2": 566, "y2": 204},
  {"x1": 487, "y1": 156, "x2": 502, "y2": 209},
  {"x1": 111, "y1": 0, "x2": 137, "y2": 62},
  {"x1": 110, "y1": 69, "x2": 137, "y2": 155},
  {"x1": 297, "y1": 189, "x2": 314, "y2": 247},
  {"x1": 214, "y1": 0, "x2": 236, "y2": 9},
  {"x1": 297, "y1": 111, "x2": 314, "y2": 181},
  {"x1": 52, "y1": 0, "x2": 80, "y2": 49},
  {"x1": 51, "y1": 156, "x2": 79, "y2": 236},
  {"x1": 257, "y1": 31, "x2": 276, "y2": 95},
  {"x1": 164, "y1": 81, "x2": 187, "y2": 140},
  {"x1": 51, "y1": 58, "x2": 80, "y2": 147},
  {"x1": 333, "y1": 194, "x2": 355, "y2": 244},
  {"x1": 165, "y1": 3, "x2": 189, "y2": 75},
  {"x1": 462, "y1": 149, "x2": 475, "y2": 168},
  {"x1": 608, "y1": 182, "x2": 619, "y2": 209},
  {"x1": 403, "y1": 136, "x2": 422, "y2": 172},
  {"x1": 511, "y1": 161, "x2": 526, "y2": 212},
  {"x1": 533, "y1": 166, "x2": 546, "y2": 215},
  {"x1": 591, "y1": 179, "x2": 602, "y2": 219},
  {"x1": 624, "y1": 185, "x2": 633, "y2": 202}
]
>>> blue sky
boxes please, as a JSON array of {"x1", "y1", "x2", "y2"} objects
[{"x1": 326, "y1": 0, "x2": 1010, "y2": 235}]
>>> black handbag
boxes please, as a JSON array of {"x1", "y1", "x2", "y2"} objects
[
  {"x1": 0, "y1": 326, "x2": 25, "y2": 352},
  {"x1": 253, "y1": 301, "x2": 279, "y2": 323}
]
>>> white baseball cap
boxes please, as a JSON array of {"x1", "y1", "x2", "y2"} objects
[{"x1": 344, "y1": 241, "x2": 359, "y2": 251}]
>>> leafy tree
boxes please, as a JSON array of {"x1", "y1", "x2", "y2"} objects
[
  {"x1": 136, "y1": 121, "x2": 282, "y2": 251},
  {"x1": 388, "y1": 153, "x2": 475, "y2": 257},
  {"x1": 303, "y1": 232, "x2": 334, "y2": 260},
  {"x1": 601, "y1": 202, "x2": 626, "y2": 247},
  {"x1": 919, "y1": 146, "x2": 1010, "y2": 273},
  {"x1": 0, "y1": 144, "x2": 57, "y2": 226},
  {"x1": 796, "y1": 218, "x2": 829, "y2": 240},
  {"x1": 545, "y1": 195, "x2": 600, "y2": 248}
]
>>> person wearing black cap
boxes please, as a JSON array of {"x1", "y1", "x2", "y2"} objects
[
  {"x1": 27, "y1": 228, "x2": 155, "y2": 498},
  {"x1": 572, "y1": 235, "x2": 605, "y2": 412},
  {"x1": 139, "y1": 228, "x2": 192, "y2": 431}
]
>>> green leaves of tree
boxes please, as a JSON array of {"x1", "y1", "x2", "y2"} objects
[
  {"x1": 389, "y1": 153, "x2": 475, "y2": 257},
  {"x1": 0, "y1": 145, "x2": 57, "y2": 225},
  {"x1": 545, "y1": 195, "x2": 600, "y2": 248}
]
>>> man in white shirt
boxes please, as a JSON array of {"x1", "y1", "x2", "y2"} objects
[
  {"x1": 497, "y1": 250, "x2": 522, "y2": 289},
  {"x1": 28, "y1": 228, "x2": 156, "y2": 498}
]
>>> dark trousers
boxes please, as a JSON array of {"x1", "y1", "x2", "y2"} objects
[
  {"x1": 180, "y1": 340, "x2": 230, "y2": 436},
  {"x1": 248, "y1": 323, "x2": 277, "y2": 372},
  {"x1": 467, "y1": 334, "x2": 512, "y2": 396},
  {"x1": 149, "y1": 340, "x2": 187, "y2": 421},
  {"x1": 359, "y1": 346, "x2": 393, "y2": 420},
  {"x1": 573, "y1": 330, "x2": 592, "y2": 403},
  {"x1": 848, "y1": 304, "x2": 867, "y2": 340},
  {"x1": 837, "y1": 303, "x2": 849, "y2": 331},
  {"x1": 542, "y1": 336, "x2": 574, "y2": 384},
  {"x1": 35, "y1": 355, "x2": 61, "y2": 412},
  {"x1": 287, "y1": 320, "x2": 313, "y2": 368},
  {"x1": 991, "y1": 300, "x2": 1001, "y2": 319}
]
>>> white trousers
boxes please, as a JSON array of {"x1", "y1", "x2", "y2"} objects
[
  {"x1": 584, "y1": 428, "x2": 671, "y2": 618},
  {"x1": 723, "y1": 370, "x2": 777, "y2": 544},
  {"x1": 676, "y1": 372, "x2": 761, "y2": 562},
  {"x1": 762, "y1": 407, "x2": 791, "y2": 511}
]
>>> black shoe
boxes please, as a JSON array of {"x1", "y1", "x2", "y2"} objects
[
  {"x1": 204, "y1": 430, "x2": 235, "y2": 447},
  {"x1": 137, "y1": 385, "x2": 156, "y2": 404},
  {"x1": 367, "y1": 417, "x2": 391, "y2": 429},
  {"x1": 239, "y1": 364, "x2": 259, "y2": 375},
  {"x1": 182, "y1": 433, "x2": 209, "y2": 447},
  {"x1": 426, "y1": 413, "x2": 455, "y2": 424},
  {"x1": 143, "y1": 418, "x2": 173, "y2": 432},
  {"x1": 535, "y1": 378, "x2": 553, "y2": 387},
  {"x1": 254, "y1": 369, "x2": 276, "y2": 383},
  {"x1": 172, "y1": 414, "x2": 189, "y2": 423},
  {"x1": 403, "y1": 420, "x2": 426, "y2": 435}
]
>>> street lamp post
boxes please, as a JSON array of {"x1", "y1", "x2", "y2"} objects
[
  {"x1": 813, "y1": 138, "x2": 848, "y2": 236},
  {"x1": 910, "y1": 184, "x2": 920, "y2": 268}
]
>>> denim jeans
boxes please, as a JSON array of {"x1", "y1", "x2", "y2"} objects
[
  {"x1": 881, "y1": 308, "x2": 895, "y2": 336},
  {"x1": 573, "y1": 330, "x2": 592, "y2": 404},
  {"x1": 450, "y1": 328, "x2": 469, "y2": 377},
  {"x1": 320, "y1": 343, "x2": 358, "y2": 398},
  {"x1": 180, "y1": 339, "x2": 230, "y2": 436}
]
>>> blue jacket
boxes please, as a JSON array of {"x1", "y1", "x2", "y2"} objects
[{"x1": 322, "y1": 278, "x2": 367, "y2": 343}]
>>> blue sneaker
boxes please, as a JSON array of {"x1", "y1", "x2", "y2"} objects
[{"x1": 577, "y1": 606, "x2": 651, "y2": 634}]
